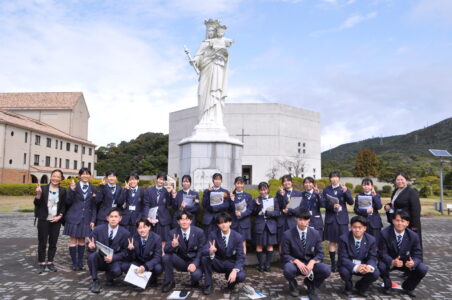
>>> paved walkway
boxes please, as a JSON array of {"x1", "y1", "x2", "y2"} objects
[{"x1": 0, "y1": 213, "x2": 451, "y2": 300}]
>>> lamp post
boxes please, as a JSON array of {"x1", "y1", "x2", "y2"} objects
[{"x1": 428, "y1": 149, "x2": 452, "y2": 215}]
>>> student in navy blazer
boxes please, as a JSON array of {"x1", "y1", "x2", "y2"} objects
[
  {"x1": 87, "y1": 208, "x2": 130, "y2": 293},
  {"x1": 276, "y1": 175, "x2": 303, "y2": 244},
  {"x1": 119, "y1": 173, "x2": 145, "y2": 234},
  {"x1": 281, "y1": 208, "x2": 331, "y2": 299},
  {"x1": 252, "y1": 181, "x2": 280, "y2": 272},
  {"x1": 144, "y1": 172, "x2": 173, "y2": 244},
  {"x1": 322, "y1": 171, "x2": 354, "y2": 272},
  {"x1": 378, "y1": 211, "x2": 427, "y2": 297},
  {"x1": 354, "y1": 178, "x2": 383, "y2": 244},
  {"x1": 338, "y1": 216, "x2": 380, "y2": 297},
  {"x1": 121, "y1": 218, "x2": 163, "y2": 287},
  {"x1": 170, "y1": 175, "x2": 200, "y2": 227},
  {"x1": 162, "y1": 210, "x2": 206, "y2": 293},
  {"x1": 95, "y1": 170, "x2": 123, "y2": 225},
  {"x1": 201, "y1": 212, "x2": 246, "y2": 295},
  {"x1": 230, "y1": 176, "x2": 254, "y2": 254},
  {"x1": 64, "y1": 168, "x2": 97, "y2": 271},
  {"x1": 34, "y1": 169, "x2": 67, "y2": 274},
  {"x1": 202, "y1": 173, "x2": 233, "y2": 238},
  {"x1": 300, "y1": 177, "x2": 325, "y2": 239}
]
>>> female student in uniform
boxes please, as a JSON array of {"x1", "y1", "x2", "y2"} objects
[
  {"x1": 230, "y1": 176, "x2": 254, "y2": 254},
  {"x1": 354, "y1": 178, "x2": 383, "y2": 244},
  {"x1": 95, "y1": 170, "x2": 123, "y2": 225},
  {"x1": 64, "y1": 168, "x2": 97, "y2": 271},
  {"x1": 119, "y1": 173, "x2": 145, "y2": 234},
  {"x1": 170, "y1": 175, "x2": 200, "y2": 227},
  {"x1": 301, "y1": 177, "x2": 325, "y2": 238},
  {"x1": 34, "y1": 169, "x2": 67, "y2": 274},
  {"x1": 253, "y1": 181, "x2": 280, "y2": 272},
  {"x1": 322, "y1": 171, "x2": 354, "y2": 272}
]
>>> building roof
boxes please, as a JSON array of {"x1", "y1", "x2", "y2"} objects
[
  {"x1": 0, "y1": 109, "x2": 95, "y2": 146},
  {"x1": 31, "y1": 166, "x2": 79, "y2": 176},
  {"x1": 0, "y1": 92, "x2": 83, "y2": 110}
]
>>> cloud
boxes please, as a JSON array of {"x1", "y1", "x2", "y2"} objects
[
  {"x1": 311, "y1": 11, "x2": 377, "y2": 36},
  {"x1": 409, "y1": 0, "x2": 452, "y2": 27}
]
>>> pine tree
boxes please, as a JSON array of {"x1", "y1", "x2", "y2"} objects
[{"x1": 354, "y1": 149, "x2": 379, "y2": 177}]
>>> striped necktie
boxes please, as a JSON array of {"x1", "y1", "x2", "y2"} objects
[
  {"x1": 397, "y1": 234, "x2": 403, "y2": 250},
  {"x1": 301, "y1": 232, "x2": 306, "y2": 249},
  {"x1": 355, "y1": 240, "x2": 361, "y2": 254}
]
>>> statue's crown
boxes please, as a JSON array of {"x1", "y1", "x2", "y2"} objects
[{"x1": 204, "y1": 19, "x2": 220, "y2": 28}]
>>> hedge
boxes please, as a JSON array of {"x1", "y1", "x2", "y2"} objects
[{"x1": 0, "y1": 184, "x2": 36, "y2": 196}]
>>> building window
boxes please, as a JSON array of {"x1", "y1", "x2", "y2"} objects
[
  {"x1": 313, "y1": 174, "x2": 316, "y2": 179},
  {"x1": 313, "y1": 168, "x2": 316, "y2": 173},
  {"x1": 23, "y1": 153, "x2": 27, "y2": 164},
  {"x1": 60, "y1": 141, "x2": 63, "y2": 150},
  {"x1": 301, "y1": 168, "x2": 304, "y2": 172},
  {"x1": 303, "y1": 149, "x2": 306, "y2": 154},
  {"x1": 298, "y1": 142, "x2": 301, "y2": 147},
  {"x1": 35, "y1": 135, "x2": 41, "y2": 145},
  {"x1": 65, "y1": 159, "x2": 69, "y2": 169},
  {"x1": 74, "y1": 145, "x2": 78, "y2": 153},
  {"x1": 89, "y1": 148, "x2": 92, "y2": 156},
  {"x1": 66, "y1": 142, "x2": 71, "y2": 151},
  {"x1": 298, "y1": 148, "x2": 301, "y2": 154},
  {"x1": 23, "y1": 175, "x2": 26, "y2": 183},
  {"x1": 54, "y1": 157, "x2": 58, "y2": 168},
  {"x1": 45, "y1": 156, "x2": 51, "y2": 167},
  {"x1": 46, "y1": 137, "x2": 51, "y2": 148},
  {"x1": 59, "y1": 158, "x2": 62, "y2": 168},
  {"x1": 82, "y1": 161, "x2": 85, "y2": 168},
  {"x1": 55, "y1": 139, "x2": 58, "y2": 149},
  {"x1": 74, "y1": 160, "x2": 78, "y2": 170},
  {"x1": 82, "y1": 146, "x2": 86, "y2": 154},
  {"x1": 303, "y1": 142, "x2": 306, "y2": 147},
  {"x1": 25, "y1": 132, "x2": 28, "y2": 143},
  {"x1": 34, "y1": 155, "x2": 40, "y2": 166},
  {"x1": 9, "y1": 159, "x2": 12, "y2": 164},
  {"x1": 10, "y1": 131, "x2": 14, "y2": 136},
  {"x1": 88, "y1": 162, "x2": 92, "y2": 171}
]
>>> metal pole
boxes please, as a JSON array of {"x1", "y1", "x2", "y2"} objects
[{"x1": 440, "y1": 160, "x2": 444, "y2": 215}]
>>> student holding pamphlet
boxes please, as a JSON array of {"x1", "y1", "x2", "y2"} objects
[
  {"x1": 202, "y1": 173, "x2": 232, "y2": 237},
  {"x1": 300, "y1": 177, "x2": 325, "y2": 239},
  {"x1": 95, "y1": 170, "x2": 123, "y2": 225},
  {"x1": 252, "y1": 181, "x2": 280, "y2": 272},
  {"x1": 119, "y1": 173, "x2": 146, "y2": 235},
  {"x1": 87, "y1": 208, "x2": 130, "y2": 293},
  {"x1": 322, "y1": 171, "x2": 354, "y2": 272},
  {"x1": 354, "y1": 178, "x2": 383, "y2": 244},
  {"x1": 230, "y1": 176, "x2": 254, "y2": 254},
  {"x1": 171, "y1": 175, "x2": 200, "y2": 227}
]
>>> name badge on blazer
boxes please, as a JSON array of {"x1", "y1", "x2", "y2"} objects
[
  {"x1": 148, "y1": 251, "x2": 154, "y2": 256},
  {"x1": 353, "y1": 259, "x2": 362, "y2": 265},
  {"x1": 232, "y1": 250, "x2": 236, "y2": 255},
  {"x1": 311, "y1": 246, "x2": 315, "y2": 253},
  {"x1": 334, "y1": 190, "x2": 338, "y2": 195},
  {"x1": 193, "y1": 245, "x2": 198, "y2": 250},
  {"x1": 406, "y1": 251, "x2": 410, "y2": 256},
  {"x1": 112, "y1": 203, "x2": 117, "y2": 208},
  {"x1": 129, "y1": 205, "x2": 136, "y2": 211}
]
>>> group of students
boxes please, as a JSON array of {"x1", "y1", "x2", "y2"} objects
[{"x1": 33, "y1": 168, "x2": 427, "y2": 299}]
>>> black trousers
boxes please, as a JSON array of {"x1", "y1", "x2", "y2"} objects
[{"x1": 37, "y1": 219, "x2": 61, "y2": 263}]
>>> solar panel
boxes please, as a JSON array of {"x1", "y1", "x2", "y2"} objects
[{"x1": 429, "y1": 149, "x2": 452, "y2": 157}]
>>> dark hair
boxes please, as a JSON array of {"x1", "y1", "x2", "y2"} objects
[
  {"x1": 350, "y1": 215, "x2": 367, "y2": 226},
  {"x1": 212, "y1": 173, "x2": 222, "y2": 181},
  {"x1": 51, "y1": 169, "x2": 64, "y2": 179},
  {"x1": 361, "y1": 177, "x2": 373, "y2": 186},
  {"x1": 181, "y1": 175, "x2": 192, "y2": 183},
  {"x1": 78, "y1": 168, "x2": 91, "y2": 176},
  {"x1": 136, "y1": 218, "x2": 152, "y2": 228},
  {"x1": 156, "y1": 172, "x2": 167, "y2": 181},
  {"x1": 329, "y1": 171, "x2": 341, "y2": 179},
  {"x1": 107, "y1": 207, "x2": 122, "y2": 217},
  {"x1": 281, "y1": 174, "x2": 292, "y2": 183},
  {"x1": 258, "y1": 181, "x2": 269, "y2": 190},
  {"x1": 234, "y1": 176, "x2": 245, "y2": 184},
  {"x1": 393, "y1": 210, "x2": 411, "y2": 222},
  {"x1": 294, "y1": 208, "x2": 311, "y2": 219},
  {"x1": 105, "y1": 170, "x2": 117, "y2": 177},
  {"x1": 394, "y1": 172, "x2": 410, "y2": 182},
  {"x1": 176, "y1": 210, "x2": 193, "y2": 221},
  {"x1": 126, "y1": 173, "x2": 140, "y2": 182},
  {"x1": 215, "y1": 212, "x2": 232, "y2": 224},
  {"x1": 303, "y1": 176, "x2": 315, "y2": 184}
]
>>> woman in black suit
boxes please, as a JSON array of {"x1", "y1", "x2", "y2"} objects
[
  {"x1": 34, "y1": 169, "x2": 67, "y2": 273},
  {"x1": 384, "y1": 172, "x2": 422, "y2": 244}
]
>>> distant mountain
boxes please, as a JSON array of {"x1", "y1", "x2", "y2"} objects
[{"x1": 321, "y1": 117, "x2": 452, "y2": 179}]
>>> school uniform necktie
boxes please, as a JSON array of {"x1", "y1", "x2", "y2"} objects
[
  {"x1": 397, "y1": 235, "x2": 403, "y2": 250},
  {"x1": 141, "y1": 239, "x2": 147, "y2": 256},
  {"x1": 301, "y1": 232, "x2": 306, "y2": 249},
  {"x1": 355, "y1": 241, "x2": 361, "y2": 255},
  {"x1": 157, "y1": 189, "x2": 162, "y2": 203},
  {"x1": 131, "y1": 188, "x2": 137, "y2": 197},
  {"x1": 108, "y1": 230, "x2": 113, "y2": 246},
  {"x1": 222, "y1": 236, "x2": 227, "y2": 248},
  {"x1": 183, "y1": 232, "x2": 188, "y2": 245},
  {"x1": 83, "y1": 184, "x2": 89, "y2": 191}
]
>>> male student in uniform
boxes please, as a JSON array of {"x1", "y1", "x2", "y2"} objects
[
  {"x1": 201, "y1": 212, "x2": 246, "y2": 295},
  {"x1": 281, "y1": 208, "x2": 331, "y2": 300},
  {"x1": 162, "y1": 210, "x2": 206, "y2": 293},
  {"x1": 378, "y1": 210, "x2": 428, "y2": 297},
  {"x1": 87, "y1": 208, "x2": 130, "y2": 293},
  {"x1": 338, "y1": 215, "x2": 379, "y2": 297}
]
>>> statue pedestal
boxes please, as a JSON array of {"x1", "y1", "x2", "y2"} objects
[{"x1": 178, "y1": 132, "x2": 243, "y2": 191}]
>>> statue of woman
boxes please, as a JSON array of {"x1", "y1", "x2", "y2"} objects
[{"x1": 192, "y1": 20, "x2": 233, "y2": 129}]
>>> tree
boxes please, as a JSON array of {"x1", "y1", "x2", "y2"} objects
[
  {"x1": 354, "y1": 149, "x2": 379, "y2": 177},
  {"x1": 276, "y1": 154, "x2": 306, "y2": 177}
]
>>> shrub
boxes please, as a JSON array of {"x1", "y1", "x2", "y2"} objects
[
  {"x1": 0, "y1": 184, "x2": 36, "y2": 196},
  {"x1": 419, "y1": 186, "x2": 432, "y2": 198},
  {"x1": 345, "y1": 183, "x2": 354, "y2": 190},
  {"x1": 354, "y1": 184, "x2": 363, "y2": 194},
  {"x1": 381, "y1": 185, "x2": 393, "y2": 197}
]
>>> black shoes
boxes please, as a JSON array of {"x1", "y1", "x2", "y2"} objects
[
  {"x1": 306, "y1": 280, "x2": 319, "y2": 300},
  {"x1": 257, "y1": 265, "x2": 264, "y2": 272},
  {"x1": 403, "y1": 289, "x2": 417, "y2": 297},
  {"x1": 36, "y1": 264, "x2": 46, "y2": 274},
  {"x1": 357, "y1": 289, "x2": 369, "y2": 297},
  {"x1": 227, "y1": 281, "x2": 237, "y2": 290},
  {"x1": 47, "y1": 264, "x2": 57, "y2": 272},
  {"x1": 264, "y1": 265, "x2": 271, "y2": 272},
  {"x1": 382, "y1": 287, "x2": 392, "y2": 295},
  {"x1": 162, "y1": 281, "x2": 175, "y2": 293},
  {"x1": 288, "y1": 279, "x2": 299, "y2": 297},
  {"x1": 203, "y1": 285, "x2": 212, "y2": 295},
  {"x1": 91, "y1": 280, "x2": 101, "y2": 293}
]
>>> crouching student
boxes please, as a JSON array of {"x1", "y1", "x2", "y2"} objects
[
  {"x1": 121, "y1": 218, "x2": 163, "y2": 288},
  {"x1": 87, "y1": 208, "x2": 130, "y2": 293},
  {"x1": 162, "y1": 210, "x2": 206, "y2": 293},
  {"x1": 378, "y1": 211, "x2": 427, "y2": 297},
  {"x1": 201, "y1": 212, "x2": 246, "y2": 295},
  {"x1": 338, "y1": 216, "x2": 379, "y2": 297},
  {"x1": 281, "y1": 208, "x2": 331, "y2": 300}
]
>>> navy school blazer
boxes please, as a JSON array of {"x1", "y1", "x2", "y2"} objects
[
  {"x1": 300, "y1": 191, "x2": 325, "y2": 229},
  {"x1": 203, "y1": 229, "x2": 245, "y2": 271},
  {"x1": 323, "y1": 185, "x2": 354, "y2": 225},
  {"x1": 90, "y1": 223, "x2": 130, "y2": 262},
  {"x1": 171, "y1": 190, "x2": 200, "y2": 226},
  {"x1": 202, "y1": 188, "x2": 233, "y2": 226},
  {"x1": 127, "y1": 231, "x2": 162, "y2": 271},
  {"x1": 231, "y1": 191, "x2": 254, "y2": 230},
  {"x1": 119, "y1": 187, "x2": 145, "y2": 226},
  {"x1": 65, "y1": 183, "x2": 97, "y2": 224},
  {"x1": 354, "y1": 193, "x2": 383, "y2": 229},
  {"x1": 95, "y1": 184, "x2": 123, "y2": 222},
  {"x1": 164, "y1": 225, "x2": 206, "y2": 267},
  {"x1": 276, "y1": 189, "x2": 303, "y2": 229},
  {"x1": 338, "y1": 231, "x2": 378, "y2": 271},
  {"x1": 144, "y1": 186, "x2": 172, "y2": 226},
  {"x1": 281, "y1": 226, "x2": 324, "y2": 264},
  {"x1": 253, "y1": 196, "x2": 280, "y2": 234}
]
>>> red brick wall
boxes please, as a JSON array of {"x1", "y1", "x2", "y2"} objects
[{"x1": 0, "y1": 168, "x2": 30, "y2": 183}]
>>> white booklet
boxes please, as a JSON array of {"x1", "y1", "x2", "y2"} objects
[
  {"x1": 326, "y1": 194, "x2": 339, "y2": 205},
  {"x1": 242, "y1": 285, "x2": 266, "y2": 299},
  {"x1": 148, "y1": 206, "x2": 158, "y2": 220},
  {"x1": 124, "y1": 264, "x2": 152, "y2": 289},
  {"x1": 95, "y1": 241, "x2": 113, "y2": 257},
  {"x1": 357, "y1": 195, "x2": 372, "y2": 210},
  {"x1": 167, "y1": 291, "x2": 190, "y2": 299},
  {"x1": 235, "y1": 198, "x2": 247, "y2": 212},
  {"x1": 210, "y1": 191, "x2": 224, "y2": 206},
  {"x1": 287, "y1": 196, "x2": 302, "y2": 209},
  {"x1": 262, "y1": 197, "x2": 275, "y2": 212},
  {"x1": 182, "y1": 194, "x2": 195, "y2": 207}
]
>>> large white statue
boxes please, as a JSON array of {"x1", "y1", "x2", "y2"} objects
[{"x1": 189, "y1": 19, "x2": 233, "y2": 129}]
